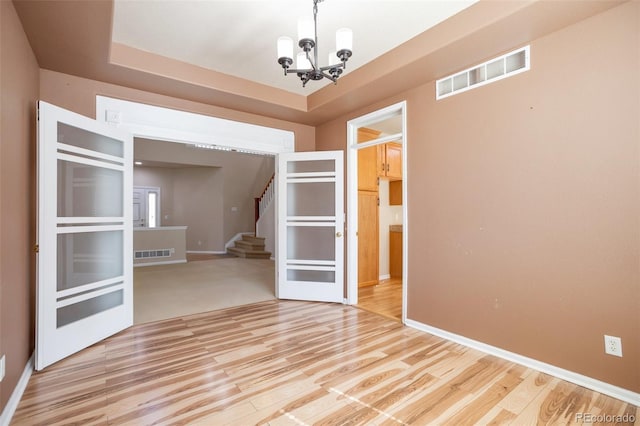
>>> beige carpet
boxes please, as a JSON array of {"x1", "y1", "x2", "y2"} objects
[{"x1": 133, "y1": 257, "x2": 275, "y2": 324}]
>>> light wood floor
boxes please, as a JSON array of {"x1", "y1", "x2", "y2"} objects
[
  {"x1": 13, "y1": 301, "x2": 637, "y2": 425},
  {"x1": 357, "y1": 278, "x2": 403, "y2": 321}
]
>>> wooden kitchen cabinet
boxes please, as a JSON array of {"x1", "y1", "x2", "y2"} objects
[
  {"x1": 358, "y1": 128, "x2": 382, "y2": 191},
  {"x1": 390, "y1": 226, "x2": 403, "y2": 278},
  {"x1": 389, "y1": 180, "x2": 402, "y2": 205},
  {"x1": 377, "y1": 142, "x2": 402, "y2": 180},
  {"x1": 358, "y1": 190, "x2": 379, "y2": 287}
]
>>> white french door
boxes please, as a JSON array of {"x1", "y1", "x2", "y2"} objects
[
  {"x1": 277, "y1": 151, "x2": 344, "y2": 303},
  {"x1": 36, "y1": 101, "x2": 133, "y2": 370}
]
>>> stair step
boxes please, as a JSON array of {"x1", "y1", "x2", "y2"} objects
[
  {"x1": 235, "y1": 240, "x2": 265, "y2": 251},
  {"x1": 227, "y1": 247, "x2": 272, "y2": 259},
  {"x1": 242, "y1": 235, "x2": 265, "y2": 244}
]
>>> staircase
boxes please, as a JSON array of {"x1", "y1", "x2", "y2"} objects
[{"x1": 227, "y1": 234, "x2": 272, "y2": 259}]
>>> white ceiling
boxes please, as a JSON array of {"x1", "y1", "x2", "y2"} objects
[{"x1": 112, "y1": 0, "x2": 478, "y2": 96}]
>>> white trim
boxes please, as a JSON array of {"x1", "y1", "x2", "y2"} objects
[
  {"x1": 355, "y1": 133, "x2": 403, "y2": 149},
  {"x1": 379, "y1": 274, "x2": 391, "y2": 281},
  {"x1": 58, "y1": 217, "x2": 123, "y2": 224},
  {"x1": 56, "y1": 225, "x2": 124, "y2": 234},
  {"x1": 57, "y1": 152, "x2": 124, "y2": 171},
  {"x1": 95, "y1": 96, "x2": 294, "y2": 155},
  {"x1": 0, "y1": 354, "x2": 34, "y2": 426},
  {"x1": 186, "y1": 250, "x2": 227, "y2": 255},
  {"x1": 346, "y1": 101, "x2": 408, "y2": 325},
  {"x1": 133, "y1": 259, "x2": 187, "y2": 268},
  {"x1": 56, "y1": 276, "x2": 124, "y2": 299},
  {"x1": 406, "y1": 319, "x2": 640, "y2": 406},
  {"x1": 57, "y1": 143, "x2": 124, "y2": 164},
  {"x1": 57, "y1": 284, "x2": 125, "y2": 308},
  {"x1": 133, "y1": 226, "x2": 188, "y2": 232}
]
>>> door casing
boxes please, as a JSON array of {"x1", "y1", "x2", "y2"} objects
[{"x1": 346, "y1": 101, "x2": 408, "y2": 322}]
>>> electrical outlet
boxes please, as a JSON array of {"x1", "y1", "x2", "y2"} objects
[
  {"x1": 0, "y1": 355, "x2": 5, "y2": 382},
  {"x1": 604, "y1": 335, "x2": 623, "y2": 357}
]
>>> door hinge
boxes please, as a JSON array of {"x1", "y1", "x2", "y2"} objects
[
  {"x1": 34, "y1": 244, "x2": 39, "y2": 253},
  {"x1": 377, "y1": 197, "x2": 380, "y2": 206}
]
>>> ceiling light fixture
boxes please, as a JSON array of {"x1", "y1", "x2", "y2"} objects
[{"x1": 277, "y1": 0, "x2": 352, "y2": 87}]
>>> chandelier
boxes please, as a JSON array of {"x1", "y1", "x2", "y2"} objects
[{"x1": 276, "y1": 0, "x2": 353, "y2": 87}]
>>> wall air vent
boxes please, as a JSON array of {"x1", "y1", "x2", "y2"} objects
[
  {"x1": 436, "y1": 45, "x2": 530, "y2": 100},
  {"x1": 134, "y1": 248, "x2": 173, "y2": 259}
]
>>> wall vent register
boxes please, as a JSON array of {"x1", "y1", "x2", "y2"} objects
[
  {"x1": 436, "y1": 45, "x2": 530, "y2": 100},
  {"x1": 134, "y1": 249, "x2": 173, "y2": 259}
]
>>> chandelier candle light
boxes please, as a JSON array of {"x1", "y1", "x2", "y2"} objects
[{"x1": 277, "y1": 0, "x2": 353, "y2": 87}]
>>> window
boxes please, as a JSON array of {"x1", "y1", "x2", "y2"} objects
[
  {"x1": 436, "y1": 45, "x2": 530, "y2": 100},
  {"x1": 148, "y1": 192, "x2": 157, "y2": 227}
]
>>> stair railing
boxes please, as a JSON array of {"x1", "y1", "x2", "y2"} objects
[{"x1": 254, "y1": 173, "x2": 275, "y2": 235}]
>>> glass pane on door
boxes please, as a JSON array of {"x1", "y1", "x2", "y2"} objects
[
  {"x1": 287, "y1": 226, "x2": 335, "y2": 260},
  {"x1": 57, "y1": 289, "x2": 124, "y2": 327},
  {"x1": 287, "y1": 182, "x2": 335, "y2": 216},
  {"x1": 57, "y1": 230, "x2": 123, "y2": 291},
  {"x1": 287, "y1": 269, "x2": 335, "y2": 283},
  {"x1": 287, "y1": 159, "x2": 335, "y2": 173},
  {"x1": 57, "y1": 160, "x2": 123, "y2": 217},
  {"x1": 58, "y1": 122, "x2": 124, "y2": 157}
]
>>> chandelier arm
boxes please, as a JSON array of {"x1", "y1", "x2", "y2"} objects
[
  {"x1": 318, "y1": 63, "x2": 345, "y2": 72},
  {"x1": 285, "y1": 67, "x2": 312, "y2": 74},
  {"x1": 320, "y1": 71, "x2": 337, "y2": 82}
]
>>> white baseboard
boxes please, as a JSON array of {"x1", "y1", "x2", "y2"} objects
[
  {"x1": 0, "y1": 353, "x2": 34, "y2": 426},
  {"x1": 379, "y1": 274, "x2": 391, "y2": 281},
  {"x1": 186, "y1": 250, "x2": 226, "y2": 254},
  {"x1": 133, "y1": 259, "x2": 187, "y2": 268},
  {"x1": 405, "y1": 319, "x2": 640, "y2": 406}
]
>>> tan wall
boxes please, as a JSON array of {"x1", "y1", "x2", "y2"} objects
[
  {"x1": 134, "y1": 166, "x2": 223, "y2": 252},
  {"x1": 39, "y1": 69, "x2": 316, "y2": 152},
  {"x1": 134, "y1": 139, "x2": 276, "y2": 248},
  {"x1": 316, "y1": 2, "x2": 640, "y2": 393},
  {"x1": 0, "y1": 0, "x2": 40, "y2": 412},
  {"x1": 133, "y1": 228, "x2": 187, "y2": 265},
  {"x1": 172, "y1": 167, "x2": 224, "y2": 251}
]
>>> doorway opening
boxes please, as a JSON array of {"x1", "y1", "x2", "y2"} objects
[
  {"x1": 131, "y1": 140, "x2": 277, "y2": 324},
  {"x1": 96, "y1": 96, "x2": 293, "y2": 324},
  {"x1": 347, "y1": 102, "x2": 407, "y2": 323}
]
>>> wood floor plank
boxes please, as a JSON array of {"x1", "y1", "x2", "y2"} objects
[
  {"x1": 10, "y1": 300, "x2": 638, "y2": 426},
  {"x1": 357, "y1": 278, "x2": 403, "y2": 321}
]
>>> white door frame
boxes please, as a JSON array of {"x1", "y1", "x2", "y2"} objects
[
  {"x1": 346, "y1": 101, "x2": 408, "y2": 323},
  {"x1": 96, "y1": 96, "x2": 294, "y2": 299},
  {"x1": 96, "y1": 97, "x2": 295, "y2": 155}
]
